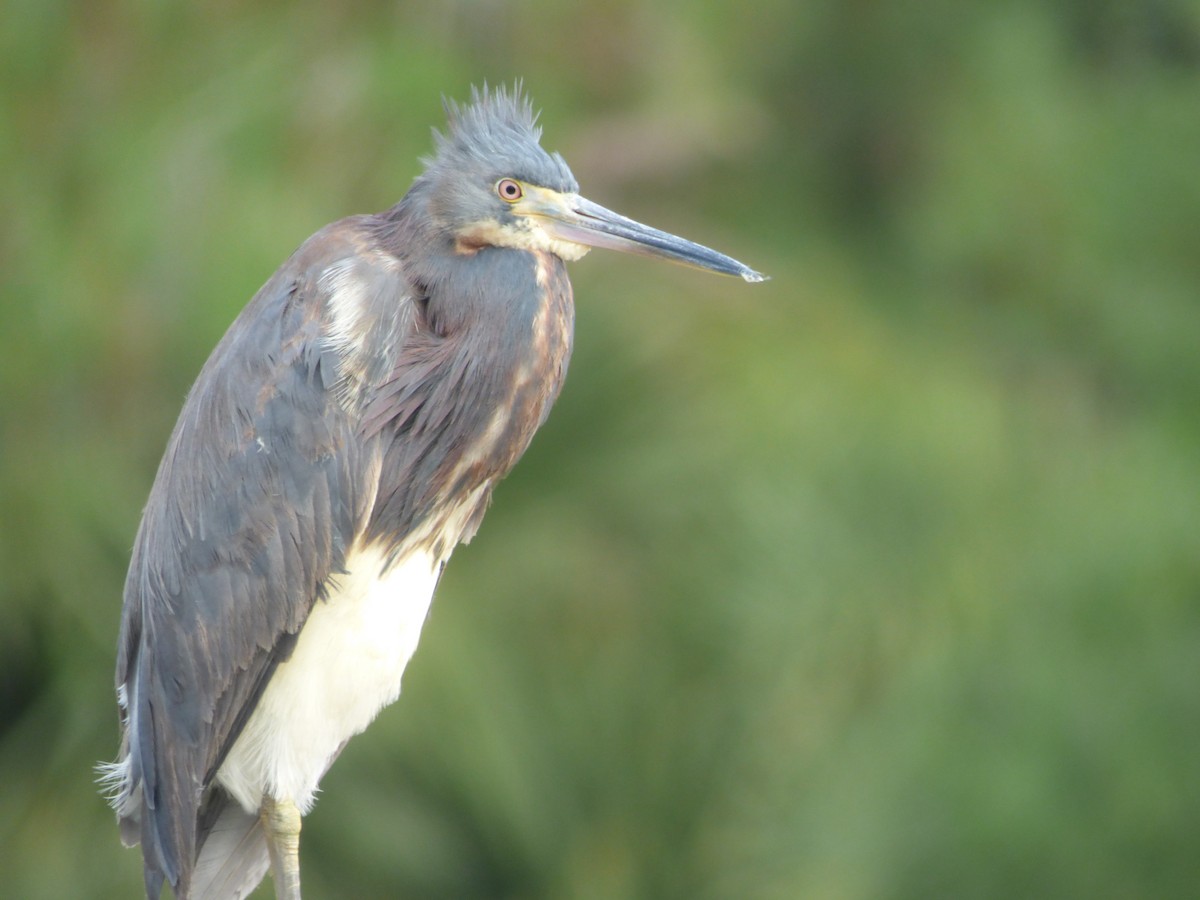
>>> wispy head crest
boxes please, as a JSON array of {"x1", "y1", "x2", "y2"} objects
[
  {"x1": 421, "y1": 82, "x2": 577, "y2": 193},
  {"x1": 441, "y1": 81, "x2": 541, "y2": 147}
]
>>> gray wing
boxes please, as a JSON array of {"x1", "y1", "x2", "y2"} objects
[{"x1": 113, "y1": 218, "x2": 414, "y2": 897}]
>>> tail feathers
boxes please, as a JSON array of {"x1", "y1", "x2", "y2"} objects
[
  {"x1": 191, "y1": 793, "x2": 271, "y2": 900},
  {"x1": 99, "y1": 754, "x2": 270, "y2": 898}
]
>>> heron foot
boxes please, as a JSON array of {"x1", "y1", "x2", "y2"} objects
[{"x1": 261, "y1": 796, "x2": 303, "y2": 900}]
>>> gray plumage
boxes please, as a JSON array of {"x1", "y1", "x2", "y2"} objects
[{"x1": 102, "y1": 84, "x2": 763, "y2": 900}]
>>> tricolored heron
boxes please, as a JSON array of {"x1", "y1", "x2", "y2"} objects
[{"x1": 101, "y1": 84, "x2": 764, "y2": 900}]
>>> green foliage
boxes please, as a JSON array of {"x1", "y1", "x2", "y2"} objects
[{"x1": 2, "y1": 2, "x2": 1198, "y2": 897}]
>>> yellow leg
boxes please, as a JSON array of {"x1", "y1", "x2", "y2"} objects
[{"x1": 261, "y1": 796, "x2": 303, "y2": 900}]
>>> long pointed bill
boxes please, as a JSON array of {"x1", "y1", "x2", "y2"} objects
[{"x1": 523, "y1": 191, "x2": 766, "y2": 283}]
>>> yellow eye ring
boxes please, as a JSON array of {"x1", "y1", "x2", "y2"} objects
[{"x1": 496, "y1": 178, "x2": 523, "y2": 202}]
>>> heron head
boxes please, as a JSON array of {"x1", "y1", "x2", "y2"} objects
[{"x1": 416, "y1": 84, "x2": 765, "y2": 282}]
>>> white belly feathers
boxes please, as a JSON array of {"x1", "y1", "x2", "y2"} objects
[{"x1": 215, "y1": 544, "x2": 441, "y2": 814}]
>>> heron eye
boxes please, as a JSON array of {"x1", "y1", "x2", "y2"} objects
[{"x1": 497, "y1": 179, "x2": 523, "y2": 202}]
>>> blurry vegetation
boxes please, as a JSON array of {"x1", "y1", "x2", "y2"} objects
[{"x1": 2, "y1": 1, "x2": 1199, "y2": 897}]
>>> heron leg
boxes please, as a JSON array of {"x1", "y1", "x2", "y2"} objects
[{"x1": 261, "y1": 796, "x2": 303, "y2": 900}]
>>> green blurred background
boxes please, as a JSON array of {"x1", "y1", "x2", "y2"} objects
[{"x1": 3, "y1": 2, "x2": 1199, "y2": 897}]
